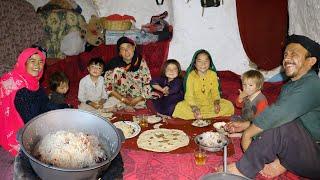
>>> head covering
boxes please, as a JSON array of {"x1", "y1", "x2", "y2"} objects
[
  {"x1": 183, "y1": 49, "x2": 221, "y2": 95},
  {"x1": 116, "y1": 36, "x2": 135, "y2": 52},
  {"x1": 106, "y1": 36, "x2": 142, "y2": 72},
  {"x1": 287, "y1": 34, "x2": 320, "y2": 69},
  {"x1": 0, "y1": 48, "x2": 45, "y2": 156}
]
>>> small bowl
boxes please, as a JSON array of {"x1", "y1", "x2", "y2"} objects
[
  {"x1": 213, "y1": 122, "x2": 226, "y2": 133},
  {"x1": 194, "y1": 132, "x2": 229, "y2": 152}
]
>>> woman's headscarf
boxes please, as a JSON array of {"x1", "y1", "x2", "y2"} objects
[
  {"x1": 183, "y1": 49, "x2": 221, "y2": 95},
  {"x1": 105, "y1": 36, "x2": 142, "y2": 72},
  {"x1": 0, "y1": 48, "x2": 45, "y2": 156}
]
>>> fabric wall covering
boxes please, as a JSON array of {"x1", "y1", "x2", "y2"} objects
[
  {"x1": 236, "y1": 0, "x2": 288, "y2": 70},
  {"x1": 0, "y1": 0, "x2": 45, "y2": 76}
]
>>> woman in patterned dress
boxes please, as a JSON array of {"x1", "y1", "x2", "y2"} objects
[{"x1": 104, "y1": 37, "x2": 152, "y2": 109}]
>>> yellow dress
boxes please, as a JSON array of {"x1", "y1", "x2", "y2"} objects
[{"x1": 172, "y1": 70, "x2": 234, "y2": 120}]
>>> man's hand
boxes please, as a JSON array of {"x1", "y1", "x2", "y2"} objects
[
  {"x1": 241, "y1": 124, "x2": 263, "y2": 151},
  {"x1": 241, "y1": 134, "x2": 252, "y2": 151},
  {"x1": 225, "y1": 121, "x2": 250, "y2": 133}
]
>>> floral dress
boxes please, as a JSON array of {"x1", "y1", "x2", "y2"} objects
[{"x1": 104, "y1": 59, "x2": 152, "y2": 99}]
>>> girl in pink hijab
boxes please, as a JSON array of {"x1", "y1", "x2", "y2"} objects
[{"x1": 0, "y1": 48, "x2": 68, "y2": 156}]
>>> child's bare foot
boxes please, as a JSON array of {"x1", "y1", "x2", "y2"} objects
[{"x1": 259, "y1": 159, "x2": 286, "y2": 178}]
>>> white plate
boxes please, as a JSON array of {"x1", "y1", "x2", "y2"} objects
[
  {"x1": 213, "y1": 122, "x2": 227, "y2": 134},
  {"x1": 192, "y1": 119, "x2": 211, "y2": 127},
  {"x1": 113, "y1": 121, "x2": 141, "y2": 139},
  {"x1": 147, "y1": 115, "x2": 162, "y2": 124}
]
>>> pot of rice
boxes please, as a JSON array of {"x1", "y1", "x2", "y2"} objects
[{"x1": 18, "y1": 109, "x2": 124, "y2": 180}]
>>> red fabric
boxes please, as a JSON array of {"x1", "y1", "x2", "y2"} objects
[
  {"x1": 122, "y1": 137, "x2": 302, "y2": 180},
  {"x1": 236, "y1": 0, "x2": 288, "y2": 70},
  {"x1": 0, "y1": 48, "x2": 45, "y2": 156},
  {"x1": 105, "y1": 14, "x2": 136, "y2": 21},
  {"x1": 255, "y1": 99, "x2": 268, "y2": 117}
]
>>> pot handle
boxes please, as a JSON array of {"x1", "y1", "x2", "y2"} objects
[
  {"x1": 116, "y1": 128, "x2": 126, "y2": 143},
  {"x1": 16, "y1": 127, "x2": 24, "y2": 143}
]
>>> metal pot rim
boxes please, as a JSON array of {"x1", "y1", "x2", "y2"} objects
[{"x1": 19, "y1": 109, "x2": 122, "y2": 171}]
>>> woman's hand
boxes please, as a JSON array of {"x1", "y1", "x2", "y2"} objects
[
  {"x1": 121, "y1": 97, "x2": 130, "y2": 105},
  {"x1": 225, "y1": 121, "x2": 250, "y2": 133},
  {"x1": 128, "y1": 96, "x2": 144, "y2": 106}
]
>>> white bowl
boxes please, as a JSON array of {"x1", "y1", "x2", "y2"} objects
[{"x1": 213, "y1": 122, "x2": 226, "y2": 133}]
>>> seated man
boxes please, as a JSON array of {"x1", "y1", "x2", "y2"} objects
[{"x1": 224, "y1": 34, "x2": 320, "y2": 179}]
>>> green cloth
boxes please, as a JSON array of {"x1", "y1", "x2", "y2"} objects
[
  {"x1": 183, "y1": 49, "x2": 221, "y2": 95},
  {"x1": 253, "y1": 71, "x2": 320, "y2": 141}
]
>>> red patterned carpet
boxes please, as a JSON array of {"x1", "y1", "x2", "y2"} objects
[
  {"x1": 0, "y1": 147, "x2": 14, "y2": 180},
  {"x1": 121, "y1": 138, "x2": 303, "y2": 180}
]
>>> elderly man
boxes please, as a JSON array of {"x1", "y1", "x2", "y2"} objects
[{"x1": 224, "y1": 35, "x2": 320, "y2": 179}]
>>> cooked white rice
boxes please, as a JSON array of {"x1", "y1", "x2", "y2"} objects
[{"x1": 33, "y1": 130, "x2": 107, "y2": 169}]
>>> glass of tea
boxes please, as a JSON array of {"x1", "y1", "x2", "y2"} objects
[
  {"x1": 139, "y1": 115, "x2": 148, "y2": 128},
  {"x1": 194, "y1": 148, "x2": 207, "y2": 165}
]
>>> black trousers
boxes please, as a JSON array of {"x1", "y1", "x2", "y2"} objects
[{"x1": 236, "y1": 120, "x2": 320, "y2": 179}]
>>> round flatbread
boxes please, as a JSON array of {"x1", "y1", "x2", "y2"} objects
[{"x1": 137, "y1": 129, "x2": 189, "y2": 152}]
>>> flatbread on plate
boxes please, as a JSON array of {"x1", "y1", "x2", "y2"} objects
[
  {"x1": 137, "y1": 129, "x2": 189, "y2": 152},
  {"x1": 113, "y1": 121, "x2": 141, "y2": 139},
  {"x1": 192, "y1": 119, "x2": 211, "y2": 127},
  {"x1": 147, "y1": 115, "x2": 162, "y2": 124}
]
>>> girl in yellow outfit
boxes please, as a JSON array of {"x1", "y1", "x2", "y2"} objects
[{"x1": 173, "y1": 49, "x2": 234, "y2": 120}]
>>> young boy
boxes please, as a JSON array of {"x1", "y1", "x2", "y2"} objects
[
  {"x1": 78, "y1": 57, "x2": 109, "y2": 111},
  {"x1": 236, "y1": 70, "x2": 268, "y2": 121},
  {"x1": 49, "y1": 71, "x2": 70, "y2": 104}
]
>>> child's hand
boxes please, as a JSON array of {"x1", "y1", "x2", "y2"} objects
[
  {"x1": 162, "y1": 86, "x2": 169, "y2": 96},
  {"x1": 238, "y1": 89, "x2": 248, "y2": 102},
  {"x1": 98, "y1": 99, "x2": 106, "y2": 106},
  {"x1": 194, "y1": 110, "x2": 202, "y2": 120},
  {"x1": 191, "y1": 106, "x2": 202, "y2": 120},
  {"x1": 90, "y1": 102, "x2": 101, "y2": 109},
  {"x1": 214, "y1": 101, "x2": 221, "y2": 114}
]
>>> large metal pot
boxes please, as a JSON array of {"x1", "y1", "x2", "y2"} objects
[{"x1": 18, "y1": 109, "x2": 124, "y2": 180}]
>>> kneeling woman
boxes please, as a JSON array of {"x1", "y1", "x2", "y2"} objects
[
  {"x1": 0, "y1": 47, "x2": 69, "y2": 156},
  {"x1": 173, "y1": 49, "x2": 234, "y2": 120}
]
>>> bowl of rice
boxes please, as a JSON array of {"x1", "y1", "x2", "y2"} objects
[
  {"x1": 194, "y1": 131, "x2": 229, "y2": 152},
  {"x1": 18, "y1": 109, "x2": 124, "y2": 180}
]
